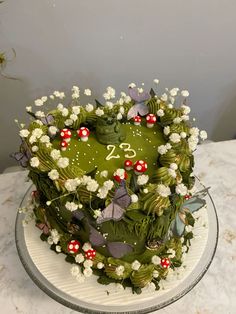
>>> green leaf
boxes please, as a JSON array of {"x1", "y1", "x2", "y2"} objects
[
  {"x1": 27, "y1": 111, "x2": 37, "y2": 119},
  {"x1": 125, "y1": 210, "x2": 147, "y2": 222},
  {"x1": 149, "y1": 88, "x2": 156, "y2": 98},
  {"x1": 40, "y1": 233, "x2": 48, "y2": 242},
  {"x1": 86, "y1": 167, "x2": 98, "y2": 178},
  {"x1": 185, "y1": 211, "x2": 195, "y2": 227},
  {"x1": 95, "y1": 99, "x2": 103, "y2": 107},
  {"x1": 130, "y1": 173, "x2": 139, "y2": 193},
  {"x1": 97, "y1": 274, "x2": 120, "y2": 285},
  {"x1": 65, "y1": 255, "x2": 75, "y2": 264}
]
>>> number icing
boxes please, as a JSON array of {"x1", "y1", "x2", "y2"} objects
[
  {"x1": 105, "y1": 143, "x2": 137, "y2": 160},
  {"x1": 106, "y1": 145, "x2": 120, "y2": 160},
  {"x1": 119, "y1": 143, "x2": 136, "y2": 158}
]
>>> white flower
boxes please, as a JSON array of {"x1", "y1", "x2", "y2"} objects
[
  {"x1": 72, "y1": 92, "x2": 79, "y2": 99},
  {"x1": 95, "y1": 108, "x2": 104, "y2": 117},
  {"x1": 32, "y1": 128, "x2": 43, "y2": 138},
  {"x1": 48, "y1": 126, "x2": 58, "y2": 135},
  {"x1": 180, "y1": 132, "x2": 187, "y2": 138},
  {"x1": 181, "y1": 105, "x2": 191, "y2": 115},
  {"x1": 164, "y1": 126, "x2": 170, "y2": 135},
  {"x1": 75, "y1": 253, "x2": 85, "y2": 264},
  {"x1": 65, "y1": 178, "x2": 80, "y2": 192},
  {"x1": 47, "y1": 236, "x2": 54, "y2": 245},
  {"x1": 168, "y1": 104, "x2": 173, "y2": 109},
  {"x1": 100, "y1": 170, "x2": 108, "y2": 178},
  {"x1": 65, "y1": 119, "x2": 73, "y2": 126},
  {"x1": 40, "y1": 135, "x2": 50, "y2": 143},
  {"x1": 35, "y1": 111, "x2": 45, "y2": 118},
  {"x1": 103, "y1": 92, "x2": 110, "y2": 100},
  {"x1": 59, "y1": 92, "x2": 65, "y2": 99},
  {"x1": 97, "y1": 262, "x2": 104, "y2": 269},
  {"x1": 86, "y1": 179, "x2": 99, "y2": 192},
  {"x1": 30, "y1": 157, "x2": 40, "y2": 168},
  {"x1": 48, "y1": 169, "x2": 59, "y2": 180},
  {"x1": 176, "y1": 183, "x2": 188, "y2": 196},
  {"x1": 124, "y1": 95, "x2": 131, "y2": 103},
  {"x1": 72, "y1": 106, "x2": 81, "y2": 115},
  {"x1": 93, "y1": 209, "x2": 102, "y2": 218},
  {"x1": 70, "y1": 113, "x2": 78, "y2": 121},
  {"x1": 105, "y1": 101, "x2": 114, "y2": 109},
  {"x1": 50, "y1": 149, "x2": 61, "y2": 160},
  {"x1": 82, "y1": 242, "x2": 92, "y2": 252},
  {"x1": 200, "y1": 130, "x2": 207, "y2": 140},
  {"x1": 26, "y1": 106, "x2": 32, "y2": 112},
  {"x1": 65, "y1": 201, "x2": 78, "y2": 211},
  {"x1": 51, "y1": 229, "x2": 60, "y2": 244},
  {"x1": 157, "y1": 109, "x2": 164, "y2": 117},
  {"x1": 169, "y1": 96, "x2": 175, "y2": 104},
  {"x1": 166, "y1": 143, "x2": 172, "y2": 149},
  {"x1": 153, "y1": 270, "x2": 159, "y2": 278},
  {"x1": 57, "y1": 157, "x2": 69, "y2": 168},
  {"x1": 168, "y1": 168, "x2": 177, "y2": 178},
  {"x1": 115, "y1": 265, "x2": 125, "y2": 276},
  {"x1": 118, "y1": 98, "x2": 124, "y2": 105},
  {"x1": 169, "y1": 88, "x2": 179, "y2": 97},
  {"x1": 153, "y1": 79, "x2": 159, "y2": 84},
  {"x1": 181, "y1": 90, "x2": 189, "y2": 97},
  {"x1": 119, "y1": 106, "x2": 125, "y2": 114},
  {"x1": 103, "y1": 180, "x2": 114, "y2": 190},
  {"x1": 72, "y1": 85, "x2": 80, "y2": 93},
  {"x1": 169, "y1": 133, "x2": 181, "y2": 143},
  {"x1": 49, "y1": 95, "x2": 55, "y2": 100},
  {"x1": 188, "y1": 136, "x2": 199, "y2": 151},
  {"x1": 113, "y1": 168, "x2": 126, "y2": 180},
  {"x1": 181, "y1": 115, "x2": 189, "y2": 121},
  {"x1": 173, "y1": 117, "x2": 182, "y2": 124},
  {"x1": 83, "y1": 267, "x2": 93, "y2": 277},
  {"x1": 32, "y1": 146, "x2": 38, "y2": 152},
  {"x1": 137, "y1": 87, "x2": 144, "y2": 93},
  {"x1": 106, "y1": 86, "x2": 116, "y2": 99},
  {"x1": 131, "y1": 194, "x2": 138, "y2": 203},
  {"x1": 97, "y1": 188, "x2": 108, "y2": 199},
  {"x1": 57, "y1": 103, "x2": 64, "y2": 111},
  {"x1": 129, "y1": 83, "x2": 136, "y2": 88},
  {"x1": 185, "y1": 225, "x2": 193, "y2": 233},
  {"x1": 161, "y1": 93, "x2": 168, "y2": 101},
  {"x1": 156, "y1": 184, "x2": 171, "y2": 197},
  {"x1": 131, "y1": 260, "x2": 141, "y2": 271},
  {"x1": 61, "y1": 108, "x2": 69, "y2": 117},
  {"x1": 71, "y1": 265, "x2": 80, "y2": 277},
  {"x1": 34, "y1": 99, "x2": 44, "y2": 106},
  {"x1": 167, "y1": 248, "x2": 175, "y2": 258},
  {"x1": 137, "y1": 174, "x2": 149, "y2": 185},
  {"x1": 29, "y1": 135, "x2": 37, "y2": 144},
  {"x1": 85, "y1": 103, "x2": 94, "y2": 112},
  {"x1": 190, "y1": 127, "x2": 199, "y2": 137},
  {"x1": 83, "y1": 259, "x2": 93, "y2": 268},
  {"x1": 143, "y1": 188, "x2": 148, "y2": 194},
  {"x1": 56, "y1": 245, "x2": 61, "y2": 252},
  {"x1": 19, "y1": 129, "x2": 30, "y2": 138},
  {"x1": 151, "y1": 255, "x2": 161, "y2": 265},
  {"x1": 117, "y1": 113, "x2": 123, "y2": 120},
  {"x1": 158, "y1": 145, "x2": 168, "y2": 155},
  {"x1": 84, "y1": 89, "x2": 91, "y2": 96},
  {"x1": 170, "y1": 163, "x2": 178, "y2": 170}
]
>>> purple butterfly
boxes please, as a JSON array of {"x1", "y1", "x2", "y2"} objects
[
  {"x1": 96, "y1": 183, "x2": 131, "y2": 224},
  {"x1": 36, "y1": 223, "x2": 50, "y2": 235},
  {"x1": 127, "y1": 87, "x2": 150, "y2": 120},
  {"x1": 41, "y1": 114, "x2": 54, "y2": 126},
  {"x1": 10, "y1": 140, "x2": 32, "y2": 167}
]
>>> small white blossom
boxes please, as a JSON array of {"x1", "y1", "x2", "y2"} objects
[
  {"x1": 61, "y1": 108, "x2": 69, "y2": 117},
  {"x1": 50, "y1": 149, "x2": 61, "y2": 160},
  {"x1": 93, "y1": 209, "x2": 102, "y2": 218},
  {"x1": 65, "y1": 119, "x2": 73, "y2": 126},
  {"x1": 188, "y1": 136, "x2": 199, "y2": 151},
  {"x1": 169, "y1": 96, "x2": 175, "y2": 104},
  {"x1": 40, "y1": 135, "x2": 50, "y2": 143},
  {"x1": 103, "y1": 180, "x2": 114, "y2": 190},
  {"x1": 176, "y1": 183, "x2": 188, "y2": 196},
  {"x1": 75, "y1": 253, "x2": 85, "y2": 264},
  {"x1": 72, "y1": 92, "x2": 80, "y2": 99},
  {"x1": 48, "y1": 126, "x2": 58, "y2": 135},
  {"x1": 129, "y1": 83, "x2": 136, "y2": 88},
  {"x1": 181, "y1": 90, "x2": 190, "y2": 97},
  {"x1": 161, "y1": 93, "x2": 168, "y2": 101},
  {"x1": 153, "y1": 270, "x2": 159, "y2": 278},
  {"x1": 164, "y1": 126, "x2": 170, "y2": 135},
  {"x1": 166, "y1": 143, "x2": 172, "y2": 149},
  {"x1": 115, "y1": 265, "x2": 125, "y2": 276},
  {"x1": 50, "y1": 229, "x2": 60, "y2": 244},
  {"x1": 173, "y1": 117, "x2": 182, "y2": 124},
  {"x1": 137, "y1": 174, "x2": 149, "y2": 185},
  {"x1": 32, "y1": 146, "x2": 38, "y2": 152},
  {"x1": 181, "y1": 105, "x2": 191, "y2": 115},
  {"x1": 180, "y1": 132, "x2": 187, "y2": 138},
  {"x1": 65, "y1": 178, "x2": 80, "y2": 192},
  {"x1": 48, "y1": 169, "x2": 59, "y2": 180},
  {"x1": 59, "y1": 92, "x2": 65, "y2": 99},
  {"x1": 124, "y1": 95, "x2": 131, "y2": 103},
  {"x1": 71, "y1": 265, "x2": 81, "y2": 277},
  {"x1": 143, "y1": 188, "x2": 148, "y2": 194},
  {"x1": 131, "y1": 260, "x2": 141, "y2": 271},
  {"x1": 118, "y1": 98, "x2": 124, "y2": 105},
  {"x1": 70, "y1": 113, "x2": 78, "y2": 121},
  {"x1": 85, "y1": 103, "x2": 94, "y2": 112},
  {"x1": 170, "y1": 163, "x2": 178, "y2": 170},
  {"x1": 168, "y1": 168, "x2": 177, "y2": 178},
  {"x1": 168, "y1": 104, "x2": 173, "y2": 109},
  {"x1": 105, "y1": 101, "x2": 114, "y2": 109},
  {"x1": 169, "y1": 88, "x2": 179, "y2": 97},
  {"x1": 100, "y1": 170, "x2": 108, "y2": 178},
  {"x1": 117, "y1": 112, "x2": 123, "y2": 120},
  {"x1": 83, "y1": 267, "x2": 93, "y2": 277},
  {"x1": 56, "y1": 245, "x2": 61, "y2": 253},
  {"x1": 169, "y1": 133, "x2": 181, "y2": 143},
  {"x1": 167, "y1": 248, "x2": 175, "y2": 258},
  {"x1": 119, "y1": 106, "x2": 125, "y2": 114},
  {"x1": 158, "y1": 145, "x2": 168, "y2": 155},
  {"x1": 72, "y1": 106, "x2": 81, "y2": 115},
  {"x1": 57, "y1": 157, "x2": 69, "y2": 168},
  {"x1": 200, "y1": 130, "x2": 207, "y2": 140},
  {"x1": 32, "y1": 128, "x2": 43, "y2": 138},
  {"x1": 84, "y1": 89, "x2": 91, "y2": 96},
  {"x1": 65, "y1": 201, "x2": 78, "y2": 211},
  {"x1": 151, "y1": 255, "x2": 161, "y2": 265},
  {"x1": 26, "y1": 106, "x2": 32, "y2": 112},
  {"x1": 157, "y1": 109, "x2": 164, "y2": 117},
  {"x1": 83, "y1": 259, "x2": 93, "y2": 268},
  {"x1": 181, "y1": 115, "x2": 189, "y2": 121},
  {"x1": 156, "y1": 184, "x2": 171, "y2": 197},
  {"x1": 97, "y1": 262, "x2": 104, "y2": 269},
  {"x1": 190, "y1": 127, "x2": 199, "y2": 137},
  {"x1": 34, "y1": 99, "x2": 44, "y2": 106},
  {"x1": 82, "y1": 242, "x2": 92, "y2": 252},
  {"x1": 131, "y1": 194, "x2": 138, "y2": 203},
  {"x1": 19, "y1": 129, "x2": 30, "y2": 138},
  {"x1": 153, "y1": 79, "x2": 159, "y2": 84},
  {"x1": 49, "y1": 95, "x2": 55, "y2": 100},
  {"x1": 57, "y1": 103, "x2": 64, "y2": 111},
  {"x1": 35, "y1": 111, "x2": 45, "y2": 118},
  {"x1": 30, "y1": 157, "x2": 40, "y2": 168},
  {"x1": 86, "y1": 179, "x2": 99, "y2": 192},
  {"x1": 29, "y1": 135, "x2": 37, "y2": 144},
  {"x1": 95, "y1": 108, "x2": 104, "y2": 117},
  {"x1": 47, "y1": 236, "x2": 54, "y2": 245}
]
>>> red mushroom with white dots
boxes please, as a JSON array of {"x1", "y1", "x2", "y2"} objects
[
  {"x1": 124, "y1": 160, "x2": 133, "y2": 171},
  {"x1": 133, "y1": 115, "x2": 142, "y2": 126},
  {"x1": 60, "y1": 140, "x2": 68, "y2": 151},
  {"x1": 85, "y1": 249, "x2": 96, "y2": 260},
  {"x1": 146, "y1": 114, "x2": 157, "y2": 128},
  {"x1": 160, "y1": 257, "x2": 171, "y2": 269},
  {"x1": 133, "y1": 160, "x2": 148, "y2": 175},
  {"x1": 113, "y1": 168, "x2": 128, "y2": 183},
  {"x1": 77, "y1": 127, "x2": 90, "y2": 142},
  {"x1": 67, "y1": 239, "x2": 80, "y2": 254},
  {"x1": 60, "y1": 128, "x2": 72, "y2": 142}
]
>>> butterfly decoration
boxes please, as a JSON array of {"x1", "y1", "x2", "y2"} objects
[
  {"x1": 127, "y1": 87, "x2": 150, "y2": 120},
  {"x1": 36, "y1": 222, "x2": 50, "y2": 235},
  {"x1": 96, "y1": 181, "x2": 131, "y2": 224},
  {"x1": 40, "y1": 114, "x2": 54, "y2": 126},
  {"x1": 10, "y1": 140, "x2": 32, "y2": 167},
  {"x1": 71, "y1": 211, "x2": 133, "y2": 258},
  {"x1": 171, "y1": 187, "x2": 210, "y2": 237}
]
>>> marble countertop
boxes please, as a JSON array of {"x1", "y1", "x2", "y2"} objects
[{"x1": 0, "y1": 140, "x2": 236, "y2": 314}]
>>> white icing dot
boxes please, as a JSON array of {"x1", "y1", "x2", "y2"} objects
[{"x1": 69, "y1": 244, "x2": 73, "y2": 249}]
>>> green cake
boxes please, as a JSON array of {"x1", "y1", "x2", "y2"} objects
[{"x1": 14, "y1": 81, "x2": 208, "y2": 293}]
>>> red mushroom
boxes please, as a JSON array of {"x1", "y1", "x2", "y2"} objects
[
  {"x1": 160, "y1": 257, "x2": 171, "y2": 269},
  {"x1": 113, "y1": 168, "x2": 128, "y2": 183},
  {"x1": 67, "y1": 239, "x2": 80, "y2": 254},
  {"x1": 60, "y1": 128, "x2": 72, "y2": 142},
  {"x1": 133, "y1": 160, "x2": 148, "y2": 175},
  {"x1": 85, "y1": 249, "x2": 96, "y2": 260},
  {"x1": 146, "y1": 114, "x2": 157, "y2": 128},
  {"x1": 184, "y1": 194, "x2": 191, "y2": 200},
  {"x1": 60, "y1": 140, "x2": 68, "y2": 151},
  {"x1": 77, "y1": 127, "x2": 90, "y2": 142},
  {"x1": 124, "y1": 159, "x2": 133, "y2": 171},
  {"x1": 133, "y1": 115, "x2": 142, "y2": 126}
]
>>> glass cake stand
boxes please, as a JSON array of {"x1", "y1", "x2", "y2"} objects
[{"x1": 15, "y1": 185, "x2": 218, "y2": 314}]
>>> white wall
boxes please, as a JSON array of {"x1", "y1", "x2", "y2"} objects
[{"x1": 1, "y1": 0, "x2": 236, "y2": 171}]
